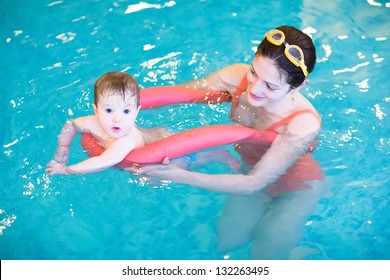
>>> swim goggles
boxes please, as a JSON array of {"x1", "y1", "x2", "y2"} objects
[{"x1": 265, "y1": 29, "x2": 309, "y2": 77}]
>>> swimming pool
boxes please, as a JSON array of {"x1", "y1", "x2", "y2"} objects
[{"x1": 1, "y1": 0, "x2": 389, "y2": 260}]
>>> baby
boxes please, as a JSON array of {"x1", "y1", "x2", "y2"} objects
[
  {"x1": 46, "y1": 71, "x2": 171, "y2": 175},
  {"x1": 46, "y1": 71, "x2": 240, "y2": 176}
]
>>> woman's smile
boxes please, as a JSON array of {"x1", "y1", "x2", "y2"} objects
[{"x1": 249, "y1": 91, "x2": 266, "y2": 100}]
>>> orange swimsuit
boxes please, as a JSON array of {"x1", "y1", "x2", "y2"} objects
[{"x1": 230, "y1": 76, "x2": 324, "y2": 197}]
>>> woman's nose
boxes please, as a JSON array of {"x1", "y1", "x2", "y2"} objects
[{"x1": 251, "y1": 79, "x2": 266, "y2": 93}]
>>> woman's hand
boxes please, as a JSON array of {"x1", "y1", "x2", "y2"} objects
[
  {"x1": 54, "y1": 145, "x2": 70, "y2": 164},
  {"x1": 46, "y1": 160, "x2": 68, "y2": 175},
  {"x1": 126, "y1": 158, "x2": 182, "y2": 180}
]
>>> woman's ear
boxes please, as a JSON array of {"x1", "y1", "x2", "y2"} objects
[
  {"x1": 298, "y1": 79, "x2": 309, "y2": 89},
  {"x1": 296, "y1": 79, "x2": 308, "y2": 91}
]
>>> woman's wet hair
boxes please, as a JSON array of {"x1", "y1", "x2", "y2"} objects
[{"x1": 256, "y1": 26, "x2": 316, "y2": 88}]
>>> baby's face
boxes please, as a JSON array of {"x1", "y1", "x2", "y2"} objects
[{"x1": 95, "y1": 94, "x2": 139, "y2": 138}]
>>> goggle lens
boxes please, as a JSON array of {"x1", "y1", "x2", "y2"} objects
[
  {"x1": 272, "y1": 33, "x2": 283, "y2": 41},
  {"x1": 288, "y1": 47, "x2": 302, "y2": 61},
  {"x1": 264, "y1": 29, "x2": 308, "y2": 77}
]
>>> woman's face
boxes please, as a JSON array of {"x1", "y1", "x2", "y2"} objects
[{"x1": 246, "y1": 55, "x2": 292, "y2": 107}]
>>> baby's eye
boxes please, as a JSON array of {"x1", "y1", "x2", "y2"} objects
[
  {"x1": 249, "y1": 68, "x2": 256, "y2": 76},
  {"x1": 105, "y1": 108, "x2": 113, "y2": 113},
  {"x1": 123, "y1": 109, "x2": 131, "y2": 114}
]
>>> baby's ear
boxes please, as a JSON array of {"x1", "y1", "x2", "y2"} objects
[
  {"x1": 134, "y1": 105, "x2": 141, "y2": 116},
  {"x1": 92, "y1": 103, "x2": 97, "y2": 114}
]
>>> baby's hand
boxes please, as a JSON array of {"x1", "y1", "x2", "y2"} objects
[
  {"x1": 46, "y1": 160, "x2": 67, "y2": 175},
  {"x1": 54, "y1": 145, "x2": 70, "y2": 164}
]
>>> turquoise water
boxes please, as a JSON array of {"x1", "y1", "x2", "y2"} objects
[{"x1": 1, "y1": 0, "x2": 389, "y2": 260}]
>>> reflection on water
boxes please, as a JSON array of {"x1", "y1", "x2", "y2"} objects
[{"x1": 0, "y1": 0, "x2": 389, "y2": 260}]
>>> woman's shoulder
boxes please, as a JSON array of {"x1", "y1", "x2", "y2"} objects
[
  {"x1": 217, "y1": 63, "x2": 250, "y2": 85},
  {"x1": 274, "y1": 94, "x2": 321, "y2": 140},
  {"x1": 181, "y1": 64, "x2": 249, "y2": 92},
  {"x1": 286, "y1": 106, "x2": 321, "y2": 141},
  {"x1": 204, "y1": 63, "x2": 249, "y2": 94}
]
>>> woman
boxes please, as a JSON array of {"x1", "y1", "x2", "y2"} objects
[{"x1": 134, "y1": 26, "x2": 326, "y2": 259}]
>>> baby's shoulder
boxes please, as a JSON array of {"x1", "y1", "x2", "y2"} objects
[{"x1": 73, "y1": 115, "x2": 100, "y2": 132}]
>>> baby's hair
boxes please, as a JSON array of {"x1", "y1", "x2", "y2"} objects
[{"x1": 94, "y1": 72, "x2": 140, "y2": 106}]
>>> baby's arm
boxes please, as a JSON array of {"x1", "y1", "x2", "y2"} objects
[
  {"x1": 47, "y1": 115, "x2": 101, "y2": 175},
  {"x1": 52, "y1": 116, "x2": 93, "y2": 163},
  {"x1": 47, "y1": 134, "x2": 138, "y2": 175},
  {"x1": 53, "y1": 120, "x2": 78, "y2": 163}
]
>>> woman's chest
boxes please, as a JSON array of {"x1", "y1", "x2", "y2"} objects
[{"x1": 231, "y1": 102, "x2": 280, "y2": 131}]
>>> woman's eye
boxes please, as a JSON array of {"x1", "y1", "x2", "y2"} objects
[
  {"x1": 105, "y1": 108, "x2": 112, "y2": 113},
  {"x1": 266, "y1": 84, "x2": 276, "y2": 91},
  {"x1": 250, "y1": 68, "x2": 256, "y2": 76},
  {"x1": 123, "y1": 109, "x2": 130, "y2": 114}
]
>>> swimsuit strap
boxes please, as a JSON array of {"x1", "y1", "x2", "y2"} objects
[
  {"x1": 267, "y1": 109, "x2": 322, "y2": 131},
  {"x1": 229, "y1": 75, "x2": 321, "y2": 132},
  {"x1": 230, "y1": 75, "x2": 248, "y2": 116}
]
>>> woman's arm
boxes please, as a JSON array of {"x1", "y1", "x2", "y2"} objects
[
  {"x1": 135, "y1": 133, "x2": 310, "y2": 194},
  {"x1": 134, "y1": 115, "x2": 320, "y2": 194},
  {"x1": 139, "y1": 64, "x2": 249, "y2": 108},
  {"x1": 180, "y1": 63, "x2": 249, "y2": 92}
]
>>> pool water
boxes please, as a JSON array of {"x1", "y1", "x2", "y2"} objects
[{"x1": 1, "y1": 0, "x2": 389, "y2": 260}]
